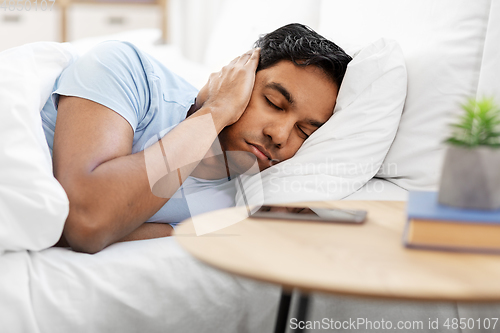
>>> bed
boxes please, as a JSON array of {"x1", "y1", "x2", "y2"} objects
[
  {"x1": 0, "y1": 28, "x2": 410, "y2": 333},
  {"x1": 3, "y1": 0, "x2": 500, "y2": 330},
  {"x1": 1, "y1": 182, "x2": 408, "y2": 333}
]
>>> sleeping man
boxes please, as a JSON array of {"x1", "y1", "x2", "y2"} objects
[{"x1": 43, "y1": 23, "x2": 352, "y2": 253}]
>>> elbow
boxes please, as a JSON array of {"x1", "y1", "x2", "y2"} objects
[
  {"x1": 63, "y1": 209, "x2": 109, "y2": 254},
  {"x1": 56, "y1": 175, "x2": 113, "y2": 253}
]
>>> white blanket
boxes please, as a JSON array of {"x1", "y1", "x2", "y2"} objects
[
  {"x1": 4, "y1": 224, "x2": 499, "y2": 333},
  {"x1": 0, "y1": 237, "x2": 279, "y2": 332},
  {"x1": 0, "y1": 42, "x2": 77, "y2": 254}
]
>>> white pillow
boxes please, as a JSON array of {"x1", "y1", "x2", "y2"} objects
[
  {"x1": 319, "y1": 0, "x2": 491, "y2": 190},
  {"x1": 236, "y1": 38, "x2": 407, "y2": 205},
  {"x1": 0, "y1": 42, "x2": 77, "y2": 254},
  {"x1": 476, "y1": 1, "x2": 500, "y2": 99}
]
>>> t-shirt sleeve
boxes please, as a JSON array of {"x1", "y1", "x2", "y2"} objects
[{"x1": 52, "y1": 41, "x2": 151, "y2": 132}]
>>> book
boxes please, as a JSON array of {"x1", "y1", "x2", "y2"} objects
[{"x1": 403, "y1": 191, "x2": 500, "y2": 253}]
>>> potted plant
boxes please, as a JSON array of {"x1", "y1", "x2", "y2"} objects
[{"x1": 438, "y1": 97, "x2": 500, "y2": 210}]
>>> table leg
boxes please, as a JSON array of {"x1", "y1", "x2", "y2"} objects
[
  {"x1": 274, "y1": 289, "x2": 292, "y2": 333},
  {"x1": 294, "y1": 292, "x2": 310, "y2": 333}
]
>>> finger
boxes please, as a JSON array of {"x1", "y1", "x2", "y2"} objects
[
  {"x1": 209, "y1": 72, "x2": 219, "y2": 82},
  {"x1": 227, "y1": 50, "x2": 254, "y2": 69},
  {"x1": 241, "y1": 49, "x2": 254, "y2": 57},
  {"x1": 228, "y1": 55, "x2": 240, "y2": 66},
  {"x1": 245, "y1": 48, "x2": 260, "y2": 66},
  {"x1": 227, "y1": 52, "x2": 248, "y2": 67},
  {"x1": 235, "y1": 49, "x2": 255, "y2": 65}
]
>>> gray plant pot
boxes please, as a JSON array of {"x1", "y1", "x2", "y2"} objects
[{"x1": 438, "y1": 145, "x2": 500, "y2": 210}]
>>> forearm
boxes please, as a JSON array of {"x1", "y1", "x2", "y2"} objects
[
  {"x1": 56, "y1": 49, "x2": 259, "y2": 254},
  {"x1": 61, "y1": 107, "x2": 226, "y2": 252},
  {"x1": 64, "y1": 151, "x2": 165, "y2": 249},
  {"x1": 56, "y1": 223, "x2": 173, "y2": 247},
  {"x1": 117, "y1": 223, "x2": 173, "y2": 242}
]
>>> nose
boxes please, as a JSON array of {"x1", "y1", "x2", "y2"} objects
[{"x1": 263, "y1": 118, "x2": 294, "y2": 148}]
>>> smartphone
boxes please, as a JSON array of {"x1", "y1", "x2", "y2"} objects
[{"x1": 250, "y1": 205, "x2": 367, "y2": 224}]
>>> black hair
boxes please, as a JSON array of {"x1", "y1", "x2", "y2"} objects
[{"x1": 254, "y1": 23, "x2": 352, "y2": 88}]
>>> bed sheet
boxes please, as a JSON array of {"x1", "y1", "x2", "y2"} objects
[
  {"x1": 3, "y1": 178, "x2": 497, "y2": 333},
  {"x1": 1, "y1": 237, "x2": 279, "y2": 333},
  {"x1": 0, "y1": 178, "x2": 406, "y2": 333},
  {"x1": 343, "y1": 178, "x2": 409, "y2": 201}
]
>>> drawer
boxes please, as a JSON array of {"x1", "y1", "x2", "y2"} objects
[
  {"x1": 67, "y1": 3, "x2": 161, "y2": 41},
  {"x1": 0, "y1": 10, "x2": 60, "y2": 52}
]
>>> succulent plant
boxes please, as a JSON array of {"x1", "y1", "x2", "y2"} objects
[{"x1": 446, "y1": 97, "x2": 500, "y2": 148}]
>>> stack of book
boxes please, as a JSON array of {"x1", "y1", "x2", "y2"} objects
[{"x1": 404, "y1": 191, "x2": 500, "y2": 253}]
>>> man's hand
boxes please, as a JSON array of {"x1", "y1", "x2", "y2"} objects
[{"x1": 197, "y1": 48, "x2": 260, "y2": 127}]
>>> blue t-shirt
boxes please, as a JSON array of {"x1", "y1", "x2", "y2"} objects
[{"x1": 40, "y1": 41, "x2": 236, "y2": 227}]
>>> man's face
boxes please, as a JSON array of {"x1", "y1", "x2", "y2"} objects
[{"x1": 219, "y1": 60, "x2": 338, "y2": 171}]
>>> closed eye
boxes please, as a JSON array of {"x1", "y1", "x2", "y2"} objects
[
  {"x1": 264, "y1": 95, "x2": 309, "y2": 139},
  {"x1": 264, "y1": 96, "x2": 283, "y2": 111},
  {"x1": 297, "y1": 125, "x2": 310, "y2": 139}
]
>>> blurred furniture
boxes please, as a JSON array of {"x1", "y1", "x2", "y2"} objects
[
  {"x1": 0, "y1": 0, "x2": 168, "y2": 52},
  {"x1": 0, "y1": 10, "x2": 60, "y2": 52},
  {"x1": 175, "y1": 201, "x2": 500, "y2": 332},
  {"x1": 59, "y1": 0, "x2": 168, "y2": 42}
]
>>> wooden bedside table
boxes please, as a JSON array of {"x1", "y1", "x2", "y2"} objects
[{"x1": 175, "y1": 201, "x2": 500, "y2": 332}]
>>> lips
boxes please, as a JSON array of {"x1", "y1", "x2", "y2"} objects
[{"x1": 247, "y1": 142, "x2": 271, "y2": 161}]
